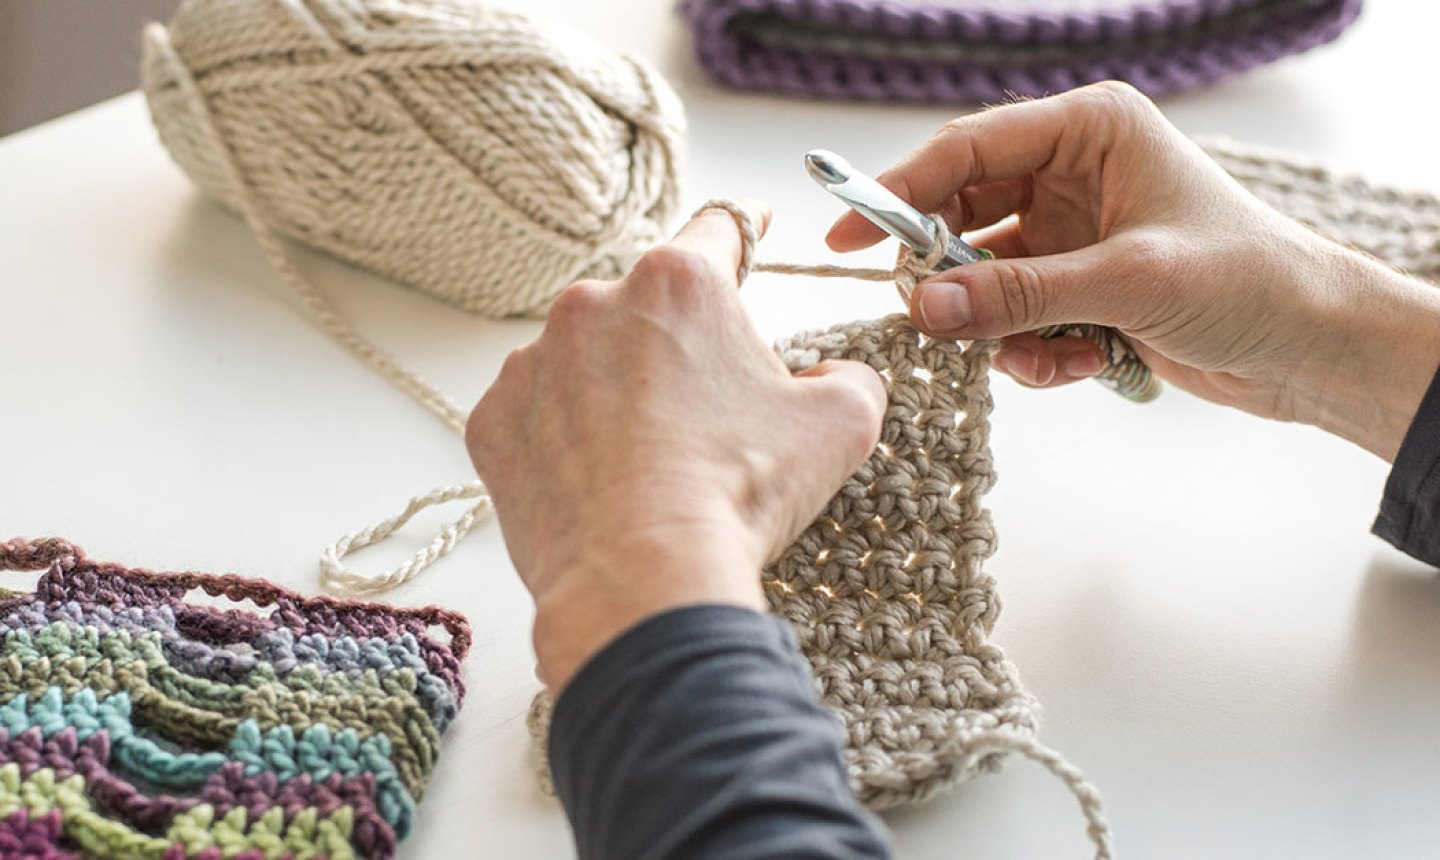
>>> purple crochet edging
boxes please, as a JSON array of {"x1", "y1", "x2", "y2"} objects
[
  {"x1": 0, "y1": 538, "x2": 468, "y2": 699},
  {"x1": 682, "y1": 0, "x2": 1364, "y2": 103}
]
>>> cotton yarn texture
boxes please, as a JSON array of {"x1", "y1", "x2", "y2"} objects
[
  {"x1": 1204, "y1": 137, "x2": 1440, "y2": 284},
  {"x1": 683, "y1": 0, "x2": 1363, "y2": 103},
  {"x1": 142, "y1": 0, "x2": 685, "y2": 319},
  {"x1": 525, "y1": 314, "x2": 1080, "y2": 808},
  {"x1": 0, "y1": 537, "x2": 470, "y2": 860}
]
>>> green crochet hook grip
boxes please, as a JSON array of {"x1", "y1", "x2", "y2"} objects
[{"x1": 973, "y1": 249, "x2": 1161, "y2": 404}]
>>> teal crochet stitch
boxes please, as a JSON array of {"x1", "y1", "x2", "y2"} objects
[{"x1": 0, "y1": 537, "x2": 470, "y2": 859}]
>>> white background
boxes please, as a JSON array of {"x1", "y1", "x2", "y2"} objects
[{"x1": 2, "y1": 1, "x2": 1439, "y2": 856}]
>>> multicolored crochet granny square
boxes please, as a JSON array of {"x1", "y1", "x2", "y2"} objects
[{"x1": 0, "y1": 537, "x2": 470, "y2": 860}]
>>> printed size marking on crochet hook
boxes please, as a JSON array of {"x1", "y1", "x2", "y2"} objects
[{"x1": 803, "y1": 149, "x2": 1161, "y2": 403}]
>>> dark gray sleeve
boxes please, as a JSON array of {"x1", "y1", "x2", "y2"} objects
[
  {"x1": 548, "y1": 604, "x2": 892, "y2": 860},
  {"x1": 1374, "y1": 363, "x2": 1440, "y2": 565}
]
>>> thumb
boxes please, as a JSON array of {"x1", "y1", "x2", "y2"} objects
[
  {"x1": 910, "y1": 242, "x2": 1136, "y2": 339},
  {"x1": 793, "y1": 359, "x2": 887, "y2": 474}
]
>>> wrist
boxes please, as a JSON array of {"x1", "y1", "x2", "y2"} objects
[
  {"x1": 527, "y1": 524, "x2": 766, "y2": 694},
  {"x1": 1294, "y1": 245, "x2": 1440, "y2": 461}
]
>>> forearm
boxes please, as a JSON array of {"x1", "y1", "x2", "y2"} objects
[
  {"x1": 549, "y1": 605, "x2": 892, "y2": 860},
  {"x1": 1292, "y1": 243, "x2": 1440, "y2": 461}
]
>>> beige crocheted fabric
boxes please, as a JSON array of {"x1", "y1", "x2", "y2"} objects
[
  {"x1": 524, "y1": 313, "x2": 1044, "y2": 800},
  {"x1": 1203, "y1": 138, "x2": 1440, "y2": 283},
  {"x1": 524, "y1": 306, "x2": 1109, "y2": 853},
  {"x1": 522, "y1": 202, "x2": 1102, "y2": 826},
  {"x1": 767, "y1": 316, "x2": 1031, "y2": 808}
]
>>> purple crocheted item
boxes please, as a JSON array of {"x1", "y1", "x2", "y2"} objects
[
  {"x1": 0, "y1": 537, "x2": 472, "y2": 860},
  {"x1": 683, "y1": 0, "x2": 1364, "y2": 103}
]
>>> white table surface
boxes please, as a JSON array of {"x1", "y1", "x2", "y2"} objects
[{"x1": 3, "y1": 1, "x2": 1439, "y2": 856}]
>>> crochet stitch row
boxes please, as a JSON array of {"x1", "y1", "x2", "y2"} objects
[
  {"x1": 0, "y1": 538, "x2": 470, "y2": 859},
  {"x1": 682, "y1": 0, "x2": 1363, "y2": 104}
]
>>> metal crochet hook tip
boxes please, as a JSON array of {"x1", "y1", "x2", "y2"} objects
[
  {"x1": 804, "y1": 148, "x2": 986, "y2": 270},
  {"x1": 803, "y1": 149, "x2": 849, "y2": 186}
]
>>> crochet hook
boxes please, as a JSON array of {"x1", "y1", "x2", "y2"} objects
[{"x1": 804, "y1": 149, "x2": 1160, "y2": 403}]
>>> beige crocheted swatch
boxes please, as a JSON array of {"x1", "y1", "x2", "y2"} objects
[
  {"x1": 767, "y1": 316, "x2": 1032, "y2": 808},
  {"x1": 525, "y1": 204, "x2": 1114, "y2": 856}
]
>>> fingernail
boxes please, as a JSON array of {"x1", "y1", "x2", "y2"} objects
[
  {"x1": 1008, "y1": 344, "x2": 1042, "y2": 385},
  {"x1": 1062, "y1": 350, "x2": 1104, "y2": 378},
  {"x1": 918, "y1": 281, "x2": 972, "y2": 332}
]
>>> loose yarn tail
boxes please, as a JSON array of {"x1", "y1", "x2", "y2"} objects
[
  {"x1": 320, "y1": 481, "x2": 493, "y2": 596},
  {"x1": 940, "y1": 727, "x2": 1114, "y2": 859},
  {"x1": 147, "y1": 22, "x2": 491, "y2": 594},
  {"x1": 522, "y1": 676, "x2": 1115, "y2": 855},
  {"x1": 145, "y1": 23, "x2": 472, "y2": 435},
  {"x1": 313, "y1": 205, "x2": 926, "y2": 594}
]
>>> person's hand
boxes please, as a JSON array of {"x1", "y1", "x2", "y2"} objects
[
  {"x1": 466, "y1": 202, "x2": 886, "y2": 693},
  {"x1": 828, "y1": 81, "x2": 1440, "y2": 461}
]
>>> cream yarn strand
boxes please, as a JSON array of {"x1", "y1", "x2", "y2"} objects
[
  {"x1": 316, "y1": 200, "x2": 945, "y2": 595},
  {"x1": 938, "y1": 728, "x2": 1113, "y2": 858},
  {"x1": 144, "y1": 21, "x2": 490, "y2": 593},
  {"x1": 143, "y1": 24, "x2": 471, "y2": 433},
  {"x1": 319, "y1": 480, "x2": 492, "y2": 596},
  {"x1": 142, "y1": 0, "x2": 686, "y2": 592}
]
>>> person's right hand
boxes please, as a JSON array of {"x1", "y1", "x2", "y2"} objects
[{"x1": 827, "y1": 82, "x2": 1440, "y2": 461}]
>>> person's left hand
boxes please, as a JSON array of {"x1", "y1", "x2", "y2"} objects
[{"x1": 466, "y1": 201, "x2": 887, "y2": 693}]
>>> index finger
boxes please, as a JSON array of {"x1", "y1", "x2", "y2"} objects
[
  {"x1": 824, "y1": 92, "x2": 1080, "y2": 252},
  {"x1": 664, "y1": 198, "x2": 773, "y2": 288}
]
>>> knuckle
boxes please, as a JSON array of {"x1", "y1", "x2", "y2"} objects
[
  {"x1": 1080, "y1": 80, "x2": 1160, "y2": 125},
  {"x1": 630, "y1": 245, "x2": 723, "y2": 292},
  {"x1": 1115, "y1": 229, "x2": 1177, "y2": 275},
  {"x1": 834, "y1": 379, "x2": 879, "y2": 426},
  {"x1": 936, "y1": 118, "x2": 987, "y2": 187},
  {"x1": 989, "y1": 262, "x2": 1049, "y2": 329},
  {"x1": 465, "y1": 389, "x2": 500, "y2": 472},
  {"x1": 497, "y1": 342, "x2": 533, "y2": 375},
  {"x1": 546, "y1": 279, "x2": 607, "y2": 325},
  {"x1": 468, "y1": 344, "x2": 534, "y2": 474},
  {"x1": 1088, "y1": 80, "x2": 1145, "y2": 106},
  {"x1": 464, "y1": 403, "x2": 491, "y2": 472},
  {"x1": 464, "y1": 399, "x2": 486, "y2": 452},
  {"x1": 1111, "y1": 229, "x2": 1189, "y2": 324},
  {"x1": 939, "y1": 115, "x2": 973, "y2": 139},
  {"x1": 826, "y1": 369, "x2": 886, "y2": 453}
]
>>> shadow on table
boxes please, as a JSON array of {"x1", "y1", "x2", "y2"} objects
[
  {"x1": 1342, "y1": 550, "x2": 1440, "y2": 671},
  {"x1": 1341, "y1": 555, "x2": 1440, "y2": 694}
]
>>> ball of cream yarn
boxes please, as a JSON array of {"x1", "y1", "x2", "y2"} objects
[{"x1": 142, "y1": 0, "x2": 685, "y2": 317}]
